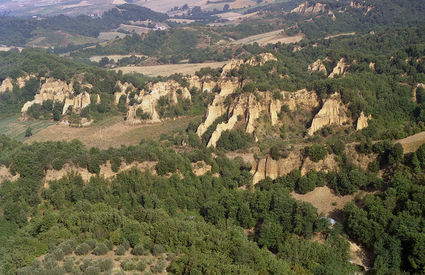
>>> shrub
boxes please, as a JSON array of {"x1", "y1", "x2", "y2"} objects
[
  {"x1": 85, "y1": 265, "x2": 101, "y2": 275},
  {"x1": 307, "y1": 144, "x2": 327, "y2": 162},
  {"x1": 63, "y1": 258, "x2": 74, "y2": 273},
  {"x1": 104, "y1": 239, "x2": 113, "y2": 250},
  {"x1": 216, "y1": 129, "x2": 254, "y2": 151},
  {"x1": 75, "y1": 243, "x2": 91, "y2": 255},
  {"x1": 152, "y1": 244, "x2": 165, "y2": 256},
  {"x1": 151, "y1": 259, "x2": 166, "y2": 274},
  {"x1": 52, "y1": 248, "x2": 64, "y2": 261},
  {"x1": 122, "y1": 260, "x2": 137, "y2": 271},
  {"x1": 96, "y1": 258, "x2": 113, "y2": 272},
  {"x1": 115, "y1": 245, "x2": 126, "y2": 256},
  {"x1": 270, "y1": 145, "x2": 281, "y2": 160},
  {"x1": 93, "y1": 243, "x2": 109, "y2": 255},
  {"x1": 85, "y1": 239, "x2": 97, "y2": 250},
  {"x1": 136, "y1": 259, "x2": 147, "y2": 272},
  {"x1": 132, "y1": 244, "x2": 145, "y2": 255}
]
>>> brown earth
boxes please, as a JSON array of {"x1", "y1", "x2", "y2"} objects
[
  {"x1": 26, "y1": 116, "x2": 197, "y2": 149},
  {"x1": 397, "y1": 130, "x2": 425, "y2": 153}
]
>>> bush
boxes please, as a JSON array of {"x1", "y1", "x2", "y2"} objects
[
  {"x1": 132, "y1": 244, "x2": 145, "y2": 255},
  {"x1": 75, "y1": 243, "x2": 91, "y2": 255},
  {"x1": 307, "y1": 144, "x2": 327, "y2": 162},
  {"x1": 152, "y1": 244, "x2": 165, "y2": 256},
  {"x1": 122, "y1": 260, "x2": 137, "y2": 271},
  {"x1": 93, "y1": 243, "x2": 109, "y2": 255},
  {"x1": 216, "y1": 129, "x2": 254, "y2": 151},
  {"x1": 136, "y1": 259, "x2": 147, "y2": 272},
  {"x1": 85, "y1": 265, "x2": 101, "y2": 275},
  {"x1": 115, "y1": 245, "x2": 126, "y2": 256},
  {"x1": 96, "y1": 258, "x2": 113, "y2": 272},
  {"x1": 151, "y1": 259, "x2": 166, "y2": 273},
  {"x1": 85, "y1": 239, "x2": 97, "y2": 250},
  {"x1": 63, "y1": 258, "x2": 74, "y2": 273},
  {"x1": 52, "y1": 248, "x2": 64, "y2": 261}
]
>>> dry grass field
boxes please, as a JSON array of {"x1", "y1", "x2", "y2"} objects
[
  {"x1": 231, "y1": 30, "x2": 304, "y2": 46},
  {"x1": 90, "y1": 54, "x2": 145, "y2": 62},
  {"x1": 26, "y1": 116, "x2": 198, "y2": 149},
  {"x1": 114, "y1": 61, "x2": 228, "y2": 76},
  {"x1": 397, "y1": 130, "x2": 425, "y2": 153}
]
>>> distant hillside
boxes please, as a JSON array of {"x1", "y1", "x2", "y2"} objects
[{"x1": 0, "y1": 4, "x2": 168, "y2": 46}]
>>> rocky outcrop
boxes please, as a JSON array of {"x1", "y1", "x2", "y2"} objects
[
  {"x1": 308, "y1": 93, "x2": 349, "y2": 135},
  {"x1": 0, "y1": 75, "x2": 33, "y2": 93},
  {"x1": 308, "y1": 59, "x2": 327, "y2": 75},
  {"x1": 21, "y1": 78, "x2": 94, "y2": 115},
  {"x1": 356, "y1": 111, "x2": 372, "y2": 130},
  {"x1": 221, "y1": 53, "x2": 277, "y2": 76},
  {"x1": 328, "y1": 58, "x2": 349, "y2": 78},
  {"x1": 291, "y1": 1, "x2": 326, "y2": 15},
  {"x1": 0, "y1": 78, "x2": 13, "y2": 93},
  {"x1": 413, "y1": 83, "x2": 425, "y2": 102},
  {"x1": 125, "y1": 80, "x2": 192, "y2": 124},
  {"x1": 62, "y1": 92, "x2": 91, "y2": 115},
  {"x1": 196, "y1": 78, "x2": 240, "y2": 137},
  {"x1": 300, "y1": 154, "x2": 338, "y2": 176},
  {"x1": 114, "y1": 81, "x2": 135, "y2": 104},
  {"x1": 202, "y1": 88, "x2": 319, "y2": 147},
  {"x1": 252, "y1": 151, "x2": 303, "y2": 184}
]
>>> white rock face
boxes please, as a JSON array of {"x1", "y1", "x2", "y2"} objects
[
  {"x1": 356, "y1": 111, "x2": 372, "y2": 131},
  {"x1": 328, "y1": 58, "x2": 349, "y2": 78},
  {"x1": 291, "y1": 1, "x2": 326, "y2": 15},
  {"x1": 307, "y1": 93, "x2": 349, "y2": 135}
]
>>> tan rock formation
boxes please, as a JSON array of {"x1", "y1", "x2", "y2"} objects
[
  {"x1": 308, "y1": 59, "x2": 327, "y2": 75},
  {"x1": 200, "y1": 88, "x2": 319, "y2": 147},
  {"x1": 356, "y1": 111, "x2": 372, "y2": 130},
  {"x1": 301, "y1": 154, "x2": 338, "y2": 176},
  {"x1": 328, "y1": 58, "x2": 349, "y2": 78},
  {"x1": 369, "y1": 62, "x2": 375, "y2": 71},
  {"x1": 196, "y1": 78, "x2": 240, "y2": 137},
  {"x1": 21, "y1": 78, "x2": 74, "y2": 113},
  {"x1": 221, "y1": 53, "x2": 277, "y2": 76},
  {"x1": 0, "y1": 78, "x2": 13, "y2": 93},
  {"x1": 413, "y1": 83, "x2": 425, "y2": 102},
  {"x1": 62, "y1": 92, "x2": 91, "y2": 115},
  {"x1": 308, "y1": 93, "x2": 349, "y2": 135},
  {"x1": 188, "y1": 75, "x2": 202, "y2": 91},
  {"x1": 252, "y1": 151, "x2": 303, "y2": 184},
  {"x1": 125, "y1": 80, "x2": 191, "y2": 124},
  {"x1": 291, "y1": 1, "x2": 326, "y2": 15}
]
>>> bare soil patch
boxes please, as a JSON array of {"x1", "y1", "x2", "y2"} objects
[
  {"x1": 231, "y1": 30, "x2": 304, "y2": 46},
  {"x1": 26, "y1": 116, "x2": 197, "y2": 149},
  {"x1": 397, "y1": 130, "x2": 425, "y2": 153},
  {"x1": 291, "y1": 186, "x2": 356, "y2": 220},
  {"x1": 114, "y1": 61, "x2": 227, "y2": 77}
]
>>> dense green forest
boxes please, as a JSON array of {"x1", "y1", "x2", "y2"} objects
[{"x1": 1, "y1": 0, "x2": 425, "y2": 274}]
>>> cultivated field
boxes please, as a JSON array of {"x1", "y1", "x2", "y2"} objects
[
  {"x1": 90, "y1": 54, "x2": 145, "y2": 62},
  {"x1": 231, "y1": 30, "x2": 304, "y2": 46},
  {"x1": 26, "y1": 116, "x2": 198, "y2": 149},
  {"x1": 0, "y1": 115, "x2": 54, "y2": 142},
  {"x1": 114, "y1": 61, "x2": 228, "y2": 76}
]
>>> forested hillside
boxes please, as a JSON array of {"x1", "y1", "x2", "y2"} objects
[{"x1": 1, "y1": 0, "x2": 425, "y2": 274}]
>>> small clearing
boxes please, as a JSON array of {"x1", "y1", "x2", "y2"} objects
[
  {"x1": 114, "y1": 61, "x2": 228, "y2": 77},
  {"x1": 291, "y1": 186, "x2": 356, "y2": 220},
  {"x1": 26, "y1": 116, "x2": 198, "y2": 149},
  {"x1": 397, "y1": 131, "x2": 425, "y2": 153},
  {"x1": 231, "y1": 30, "x2": 304, "y2": 46}
]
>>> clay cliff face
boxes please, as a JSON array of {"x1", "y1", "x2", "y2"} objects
[
  {"x1": 356, "y1": 111, "x2": 372, "y2": 130},
  {"x1": 221, "y1": 53, "x2": 277, "y2": 76},
  {"x1": 125, "y1": 80, "x2": 192, "y2": 124},
  {"x1": 308, "y1": 59, "x2": 327, "y2": 75},
  {"x1": 291, "y1": 1, "x2": 326, "y2": 15},
  {"x1": 0, "y1": 75, "x2": 34, "y2": 93},
  {"x1": 201, "y1": 88, "x2": 319, "y2": 147},
  {"x1": 0, "y1": 78, "x2": 13, "y2": 93},
  {"x1": 21, "y1": 78, "x2": 93, "y2": 115},
  {"x1": 328, "y1": 58, "x2": 349, "y2": 78},
  {"x1": 308, "y1": 93, "x2": 349, "y2": 135}
]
